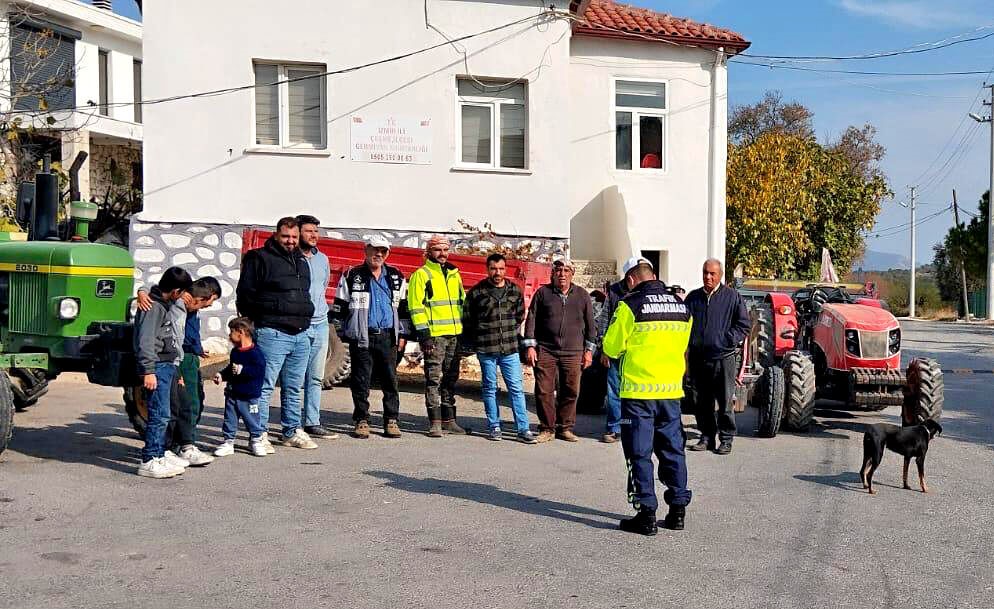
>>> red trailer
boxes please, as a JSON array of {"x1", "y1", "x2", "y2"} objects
[{"x1": 241, "y1": 230, "x2": 553, "y2": 385}]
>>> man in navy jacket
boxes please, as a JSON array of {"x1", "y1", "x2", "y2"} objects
[{"x1": 684, "y1": 258, "x2": 751, "y2": 455}]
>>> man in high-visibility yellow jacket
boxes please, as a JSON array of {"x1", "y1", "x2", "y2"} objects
[
  {"x1": 407, "y1": 235, "x2": 467, "y2": 437},
  {"x1": 602, "y1": 264, "x2": 693, "y2": 535}
]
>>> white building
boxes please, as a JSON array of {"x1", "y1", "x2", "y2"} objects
[
  {"x1": 1, "y1": 0, "x2": 142, "y2": 209},
  {"x1": 138, "y1": 0, "x2": 748, "y2": 335}
]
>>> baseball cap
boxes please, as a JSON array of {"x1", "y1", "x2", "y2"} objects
[
  {"x1": 365, "y1": 235, "x2": 391, "y2": 249},
  {"x1": 621, "y1": 256, "x2": 653, "y2": 276}
]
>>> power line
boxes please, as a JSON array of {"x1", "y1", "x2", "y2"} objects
[
  {"x1": 909, "y1": 61, "x2": 994, "y2": 187},
  {"x1": 729, "y1": 60, "x2": 994, "y2": 77},
  {"x1": 870, "y1": 205, "x2": 952, "y2": 238},
  {"x1": 11, "y1": 11, "x2": 557, "y2": 117},
  {"x1": 740, "y1": 27, "x2": 994, "y2": 61}
]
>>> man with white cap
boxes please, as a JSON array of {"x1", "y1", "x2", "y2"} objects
[
  {"x1": 523, "y1": 258, "x2": 597, "y2": 442},
  {"x1": 407, "y1": 235, "x2": 467, "y2": 437},
  {"x1": 331, "y1": 235, "x2": 411, "y2": 438},
  {"x1": 596, "y1": 256, "x2": 654, "y2": 444}
]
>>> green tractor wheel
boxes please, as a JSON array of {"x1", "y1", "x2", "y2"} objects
[
  {"x1": 123, "y1": 386, "x2": 147, "y2": 438},
  {"x1": 0, "y1": 371, "x2": 16, "y2": 457}
]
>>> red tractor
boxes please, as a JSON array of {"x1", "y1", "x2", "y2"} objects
[{"x1": 739, "y1": 285, "x2": 944, "y2": 437}]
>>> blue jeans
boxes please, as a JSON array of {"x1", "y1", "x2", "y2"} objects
[
  {"x1": 605, "y1": 360, "x2": 621, "y2": 434},
  {"x1": 222, "y1": 395, "x2": 265, "y2": 441},
  {"x1": 303, "y1": 319, "x2": 329, "y2": 428},
  {"x1": 256, "y1": 326, "x2": 310, "y2": 439},
  {"x1": 140, "y1": 362, "x2": 177, "y2": 463},
  {"x1": 477, "y1": 352, "x2": 530, "y2": 434}
]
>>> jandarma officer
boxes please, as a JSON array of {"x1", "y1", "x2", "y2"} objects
[{"x1": 602, "y1": 264, "x2": 693, "y2": 535}]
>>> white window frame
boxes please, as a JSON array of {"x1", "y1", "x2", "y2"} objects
[
  {"x1": 251, "y1": 61, "x2": 328, "y2": 150},
  {"x1": 455, "y1": 78, "x2": 529, "y2": 171},
  {"x1": 611, "y1": 77, "x2": 668, "y2": 174}
]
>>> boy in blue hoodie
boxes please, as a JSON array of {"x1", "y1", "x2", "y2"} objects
[{"x1": 212, "y1": 317, "x2": 268, "y2": 457}]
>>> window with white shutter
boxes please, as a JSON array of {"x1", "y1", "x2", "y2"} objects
[
  {"x1": 252, "y1": 61, "x2": 327, "y2": 149},
  {"x1": 457, "y1": 79, "x2": 528, "y2": 170}
]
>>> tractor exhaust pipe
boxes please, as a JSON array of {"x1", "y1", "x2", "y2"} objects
[{"x1": 30, "y1": 155, "x2": 60, "y2": 242}]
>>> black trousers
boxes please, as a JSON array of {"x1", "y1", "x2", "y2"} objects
[
  {"x1": 165, "y1": 374, "x2": 195, "y2": 450},
  {"x1": 689, "y1": 353, "x2": 737, "y2": 444},
  {"x1": 349, "y1": 331, "x2": 401, "y2": 423}
]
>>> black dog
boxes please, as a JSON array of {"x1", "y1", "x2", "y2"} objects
[{"x1": 860, "y1": 419, "x2": 942, "y2": 495}]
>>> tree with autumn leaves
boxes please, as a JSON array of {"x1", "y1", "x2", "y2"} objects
[{"x1": 726, "y1": 92, "x2": 890, "y2": 279}]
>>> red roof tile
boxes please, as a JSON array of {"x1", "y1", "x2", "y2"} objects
[{"x1": 574, "y1": 0, "x2": 750, "y2": 53}]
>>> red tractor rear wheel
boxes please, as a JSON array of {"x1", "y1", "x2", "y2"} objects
[
  {"x1": 783, "y1": 351, "x2": 816, "y2": 431},
  {"x1": 905, "y1": 358, "x2": 944, "y2": 423},
  {"x1": 756, "y1": 365, "x2": 785, "y2": 438}
]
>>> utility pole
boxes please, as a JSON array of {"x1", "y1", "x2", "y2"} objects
[
  {"x1": 953, "y1": 189, "x2": 971, "y2": 321},
  {"x1": 969, "y1": 84, "x2": 994, "y2": 319},
  {"x1": 909, "y1": 185, "x2": 917, "y2": 318}
]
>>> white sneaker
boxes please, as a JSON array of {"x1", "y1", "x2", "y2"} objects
[
  {"x1": 249, "y1": 438, "x2": 268, "y2": 457},
  {"x1": 179, "y1": 445, "x2": 215, "y2": 466},
  {"x1": 137, "y1": 457, "x2": 179, "y2": 479},
  {"x1": 282, "y1": 429, "x2": 318, "y2": 449},
  {"x1": 163, "y1": 450, "x2": 189, "y2": 471},
  {"x1": 259, "y1": 434, "x2": 276, "y2": 454},
  {"x1": 213, "y1": 441, "x2": 235, "y2": 457}
]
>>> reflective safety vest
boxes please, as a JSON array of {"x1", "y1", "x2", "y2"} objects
[
  {"x1": 407, "y1": 259, "x2": 465, "y2": 337},
  {"x1": 602, "y1": 280, "x2": 692, "y2": 400}
]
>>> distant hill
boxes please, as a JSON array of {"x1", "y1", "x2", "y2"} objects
[{"x1": 854, "y1": 250, "x2": 910, "y2": 271}]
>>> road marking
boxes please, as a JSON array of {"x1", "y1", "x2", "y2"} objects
[{"x1": 941, "y1": 369, "x2": 994, "y2": 374}]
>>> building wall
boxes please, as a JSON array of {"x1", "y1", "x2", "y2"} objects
[
  {"x1": 89, "y1": 140, "x2": 141, "y2": 202},
  {"x1": 567, "y1": 36, "x2": 724, "y2": 291},
  {"x1": 141, "y1": 0, "x2": 573, "y2": 237}
]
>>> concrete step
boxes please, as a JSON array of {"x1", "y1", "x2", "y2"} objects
[
  {"x1": 573, "y1": 274, "x2": 618, "y2": 292},
  {"x1": 571, "y1": 259, "x2": 617, "y2": 276}
]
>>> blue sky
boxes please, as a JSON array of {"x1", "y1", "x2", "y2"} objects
[
  {"x1": 644, "y1": 0, "x2": 994, "y2": 263},
  {"x1": 104, "y1": 0, "x2": 991, "y2": 262}
]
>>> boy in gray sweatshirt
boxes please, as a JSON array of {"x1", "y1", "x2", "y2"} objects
[{"x1": 134, "y1": 267, "x2": 192, "y2": 478}]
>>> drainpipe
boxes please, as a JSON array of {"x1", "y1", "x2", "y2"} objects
[{"x1": 707, "y1": 47, "x2": 726, "y2": 264}]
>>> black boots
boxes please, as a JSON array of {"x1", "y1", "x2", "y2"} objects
[
  {"x1": 661, "y1": 506, "x2": 686, "y2": 531},
  {"x1": 619, "y1": 508, "x2": 658, "y2": 536}
]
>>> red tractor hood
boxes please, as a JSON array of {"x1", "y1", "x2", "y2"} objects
[{"x1": 822, "y1": 303, "x2": 899, "y2": 332}]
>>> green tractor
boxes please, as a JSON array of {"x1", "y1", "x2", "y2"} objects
[{"x1": 0, "y1": 156, "x2": 136, "y2": 456}]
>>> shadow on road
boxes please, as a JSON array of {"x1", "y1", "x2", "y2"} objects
[
  {"x1": 365, "y1": 470, "x2": 626, "y2": 530},
  {"x1": 8, "y1": 411, "x2": 139, "y2": 474},
  {"x1": 794, "y1": 471, "x2": 867, "y2": 493}
]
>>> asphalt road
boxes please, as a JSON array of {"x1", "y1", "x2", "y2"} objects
[{"x1": 1, "y1": 320, "x2": 992, "y2": 609}]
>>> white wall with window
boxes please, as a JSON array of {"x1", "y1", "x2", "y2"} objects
[
  {"x1": 568, "y1": 36, "x2": 725, "y2": 290},
  {"x1": 142, "y1": 1, "x2": 572, "y2": 237},
  {"x1": 613, "y1": 79, "x2": 666, "y2": 172},
  {"x1": 456, "y1": 79, "x2": 527, "y2": 170},
  {"x1": 140, "y1": 0, "x2": 729, "y2": 292}
]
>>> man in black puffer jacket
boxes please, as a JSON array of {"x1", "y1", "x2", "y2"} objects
[{"x1": 236, "y1": 216, "x2": 317, "y2": 451}]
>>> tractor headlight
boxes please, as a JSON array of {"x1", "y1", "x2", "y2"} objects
[
  {"x1": 889, "y1": 328, "x2": 901, "y2": 355},
  {"x1": 845, "y1": 329, "x2": 860, "y2": 356},
  {"x1": 58, "y1": 297, "x2": 80, "y2": 320},
  {"x1": 127, "y1": 298, "x2": 139, "y2": 322}
]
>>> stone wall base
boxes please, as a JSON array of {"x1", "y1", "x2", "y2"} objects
[{"x1": 129, "y1": 219, "x2": 567, "y2": 341}]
